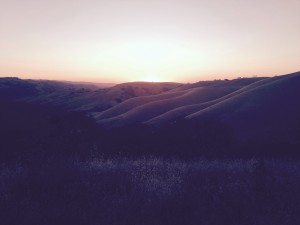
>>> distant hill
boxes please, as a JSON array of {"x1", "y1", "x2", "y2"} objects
[
  {"x1": 0, "y1": 77, "x2": 181, "y2": 112},
  {"x1": 92, "y1": 71, "x2": 300, "y2": 158},
  {"x1": 186, "y1": 72, "x2": 300, "y2": 147},
  {"x1": 1, "y1": 72, "x2": 300, "y2": 158},
  {"x1": 95, "y1": 77, "x2": 267, "y2": 127}
]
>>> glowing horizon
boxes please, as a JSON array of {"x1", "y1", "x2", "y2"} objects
[{"x1": 1, "y1": 0, "x2": 299, "y2": 83}]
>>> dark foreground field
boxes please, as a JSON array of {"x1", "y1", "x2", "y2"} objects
[{"x1": 1, "y1": 157, "x2": 300, "y2": 225}]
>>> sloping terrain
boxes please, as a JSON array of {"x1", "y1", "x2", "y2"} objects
[
  {"x1": 24, "y1": 81, "x2": 181, "y2": 111},
  {"x1": 93, "y1": 71, "x2": 300, "y2": 157},
  {"x1": 1, "y1": 72, "x2": 300, "y2": 157},
  {"x1": 186, "y1": 72, "x2": 300, "y2": 144},
  {"x1": 95, "y1": 73, "x2": 300, "y2": 131},
  {"x1": 0, "y1": 77, "x2": 181, "y2": 112},
  {"x1": 2, "y1": 72, "x2": 300, "y2": 151},
  {"x1": 145, "y1": 74, "x2": 288, "y2": 126},
  {"x1": 95, "y1": 77, "x2": 267, "y2": 127}
]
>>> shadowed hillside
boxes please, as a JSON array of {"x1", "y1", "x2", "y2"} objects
[
  {"x1": 1, "y1": 72, "x2": 300, "y2": 158},
  {"x1": 1, "y1": 73, "x2": 300, "y2": 225},
  {"x1": 95, "y1": 73, "x2": 300, "y2": 138},
  {"x1": 95, "y1": 77, "x2": 266, "y2": 127},
  {"x1": 0, "y1": 77, "x2": 181, "y2": 112},
  {"x1": 186, "y1": 72, "x2": 300, "y2": 151},
  {"x1": 90, "y1": 72, "x2": 300, "y2": 158}
]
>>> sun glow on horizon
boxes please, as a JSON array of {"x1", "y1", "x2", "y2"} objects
[
  {"x1": 143, "y1": 75, "x2": 162, "y2": 82},
  {"x1": 1, "y1": 0, "x2": 299, "y2": 83},
  {"x1": 98, "y1": 37, "x2": 210, "y2": 82}
]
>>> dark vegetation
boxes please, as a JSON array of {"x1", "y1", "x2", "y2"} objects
[
  {"x1": 0, "y1": 101, "x2": 99, "y2": 163},
  {"x1": 1, "y1": 101, "x2": 299, "y2": 161},
  {"x1": 1, "y1": 102, "x2": 300, "y2": 224},
  {"x1": 2, "y1": 158, "x2": 300, "y2": 225},
  {"x1": 1, "y1": 76, "x2": 300, "y2": 224},
  {"x1": 99, "y1": 118, "x2": 300, "y2": 159}
]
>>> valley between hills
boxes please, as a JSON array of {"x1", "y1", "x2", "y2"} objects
[{"x1": 1, "y1": 72, "x2": 300, "y2": 225}]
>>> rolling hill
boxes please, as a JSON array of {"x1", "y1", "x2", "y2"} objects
[
  {"x1": 186, "y1": 72, "x2": 300, "y2": 144},
  {"x1": 1, "y1": 72, "x2": 300, "y2": 156},
  {"x1": 92, "y1": 71, "x2": 300, "y2": 155},
  {"x1": 94, "y1": 72, "x2": 300, "y2": 131},
  {"x1": 0, "y1": 77, "x2": 181, "y2": 112},
  {"x1": 94, "y1": 77, "x2": 267, "y2": 127}
]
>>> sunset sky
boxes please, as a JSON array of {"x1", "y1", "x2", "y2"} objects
[{"x1": 1, "y1": 0, "x2": 299, "y2": 83}]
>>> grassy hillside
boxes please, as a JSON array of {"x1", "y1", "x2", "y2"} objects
[
  {"x1": 0, "y1": 77, "x2": 181, "y2": 112},
  {"x1": 1, "y1": 73, "x2": 300, "y2": 225},
  {"x1": 96, "y1": 77, "x2": 265, "y2": 127}
]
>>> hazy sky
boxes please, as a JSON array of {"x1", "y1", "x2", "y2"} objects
[{"x1": 1, "y1": 0, "x2": 299, "y2": 83}]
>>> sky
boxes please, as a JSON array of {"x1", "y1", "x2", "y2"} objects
[{"x1": 0, "y1": 0, "x2": 299, "y2": 83}]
